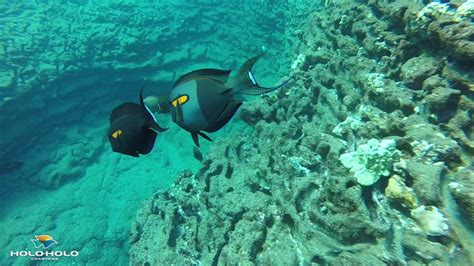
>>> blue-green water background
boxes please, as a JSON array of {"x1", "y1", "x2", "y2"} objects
[{"x1": 2, "y1": 0, "x2": 474, "y2": 265}]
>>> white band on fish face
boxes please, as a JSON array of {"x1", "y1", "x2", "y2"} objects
[
  {"x1": 144, "y1": 104, "x2": 158, "y2": 123},
  {"x1": 248, "y1": 71, "x2": 257, "y2": 86}
]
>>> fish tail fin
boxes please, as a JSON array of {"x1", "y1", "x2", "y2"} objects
[{"x1": 231, "y1": 53, "x2": 294, "y2": 96}]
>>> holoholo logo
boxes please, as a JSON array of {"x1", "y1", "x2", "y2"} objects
[
  {"x1": 31, "y1": 235, "x2": 57, "y2": 249},
  {"x1": 10, "y1": 235, "x2": 79, "y2": 261}
]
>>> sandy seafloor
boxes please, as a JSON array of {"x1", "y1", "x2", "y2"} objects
[{"x1": 0, "y1": 0, "x2": 473, "y2": 265}]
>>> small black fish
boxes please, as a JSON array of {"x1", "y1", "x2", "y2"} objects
[
  {"x1": 108, "y1": 87, "x2": 168, "y2": 157},
  {"x1": 168, "y1": 53, "x2": 293, "y2": 147},
  {"x1": 0, "y1": 161, "x2": 24, "y2": 175}
]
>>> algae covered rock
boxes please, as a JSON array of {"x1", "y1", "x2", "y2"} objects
[
  {"x1": 402, "y1": 230, "x2": 450, "y2": 264},
  {"x1": 402, "y1": 114, "x2": 461, "y2": 165},
  {"x1": 406, "y1": 160, "x2": 445, "y2": 205},
  {"x1": 339, "y1": 138, "x2": 400, "y2": 186},
  {"x1": 401, "y1": 55, "x2": 442, "y2": 89},
  {"x1": 423, "y1": 75, "x2": 461, "y2": 123},
  {"x1": 449, "y1": 167, "x2": 474, "y2": 226},
  {"x1": 385, "y1": 174, "x2": 418, "y2": 209}
]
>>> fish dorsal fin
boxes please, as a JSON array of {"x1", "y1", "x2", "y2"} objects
[
  {"x1": 174, "y1": 69, "x2": 232, "y2": 87},
  {"x1": 110, "y1": 102, "x2": 142, "y2": 123}
]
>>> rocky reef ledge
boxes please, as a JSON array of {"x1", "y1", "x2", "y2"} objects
[{"x1": 130, "y1": 1, "x2": 473, "y2": 265}]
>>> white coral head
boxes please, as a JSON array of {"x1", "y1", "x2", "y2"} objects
[{"x1": 411, "y1": 205, "x2": 449, "y2": 236}]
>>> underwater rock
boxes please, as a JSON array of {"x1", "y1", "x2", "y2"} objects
[
  {"x1": 356, "y1": 105, "x2": 391, "y2": 138},
  {"x1": 423, "y1": 76, "x2": 461, "y2": 123},
  {"x1": 402, "y1": 115, "x2": 461, "y2": 165},
  {"x1": 0, "y1": 69, "x2": 15, "y2": 90},
  {"x1": 449, "y1": 167, "x2": 474, "y2": 226},
  {"x1": 299, "y1": 49, "x2": 333, "y2": 71},
  {"x1": 315, "y1": 133, "x2": 346, "y2": 171},
  {"x1": 435, "y1": 20, "x2": 474, "y2": 64},
  {"x1": 441, "y1": 64, "x2": 474, "y2": 92},
  {"x1": 332, "y1": 115, "x2": 363, "y2": 137},
  {"x1": 305, "y1": 176, "x2": 386, "y2": 245},
  {"x1": 408, "y1": 1, "x2": 474, "y2": 64},
  {"x1": 445, "y1": 96, "x2": 474, "y2": 153},
  {"x1": 29, "y1": 137, "x2": 102, "y2": 189},
  {"x1": 364, "y1": 73, "x2": 416, "y2": 114},
  {"x1": 385, "y1": 174, "x2": 418, "y2": 210},
  {"x1": 402, "y1": 230, "x2": 450, "y2": 264},
  {"x1": 411, "y1": 205, "x2": 449, "y2": 236},
  {"x1": 407, "y1": 160, "x2": 445, "y2": 205},
  {"x1": 457, "y1": 1, "x2": 474, "y2": 18},
  {"x1": 401, "y1": 55, "x2": 442, "y2": 89},
  {"x1": 240, "y1": 97, "x2": 277, "y2": 125},
  {"x1": 339, "y1": 138, "x2": 400, "y2": 186}
]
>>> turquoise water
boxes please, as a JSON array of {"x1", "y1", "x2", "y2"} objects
[{"x1": 1, "y1": 0, "x2": 473, "y2": 265}]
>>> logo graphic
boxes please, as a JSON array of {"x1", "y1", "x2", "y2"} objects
[
  {"x1": 11, "y1": 235, "x2": 79, "y2": 260},
  {"x1": 31, "y1": 235, "x2": 57, "y2": 249}
]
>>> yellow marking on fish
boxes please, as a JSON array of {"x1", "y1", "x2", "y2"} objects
[
  {"x1": 172, "y1": 95, "x2": 189, "y2": 107},
  {"x1": 111, "y1": 129, "x2": 122, "y2": 139}
]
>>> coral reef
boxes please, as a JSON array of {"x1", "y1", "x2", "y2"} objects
[
  {"x1": 411, "y1": 205, "x2": 449, "y2": 236},
  {"x1": 339, "y1": 138, "x2": 401, "y2": 186},
  {"x1": 339, "y1": 139, "x2": 400, "y2": 186},
  {"x1": 131, "y1": 0, "x2": 474, "y2": 264}
]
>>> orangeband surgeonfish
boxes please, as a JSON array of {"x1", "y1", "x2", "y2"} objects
[
  {"x1": 108, "y1": 87, "x2": 168, "y2": 157},
  {"x1": 168, "y1": 53, "x2": 293, "y2": 147}
]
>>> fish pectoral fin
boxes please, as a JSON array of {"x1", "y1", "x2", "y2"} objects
[
  {"x1": 149, "y1": 123, "x2": 168, "y2": 133},
  {"x1": 191, "y1": 131, "x2": 212, "y2": 147},
  {"x1": 220, "y1": 88, "x2": 232, "y2": 95},
  {"x1": 206, "y1": 100, "x2": 242, "y2": 133},
  {"x1": 198, "y1": 131, "x2": 212, "y2": 142},
  {"x1": 175, "y1": 102, "x2": 184, "y2": 123},
  {"x1": 191, "y1": 132, "x2": 200, "y2": 147}
]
